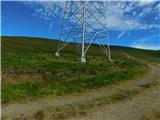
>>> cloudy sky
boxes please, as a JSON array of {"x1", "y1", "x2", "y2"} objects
[{"x1": 1, "y1": 0, "x2": 160, "y2": 50}]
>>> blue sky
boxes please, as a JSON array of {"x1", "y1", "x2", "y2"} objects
[{"x1": 1, "y1": 1, "x2": 160, "y2": 50}]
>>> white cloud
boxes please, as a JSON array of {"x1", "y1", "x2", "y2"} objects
[
  {"x1": 138, "y1": 0, "x2": 154, "y2": 6},
  {"x1": 155, "y1": 3, "x2": 160, "y2": 18},
  {"x1": 117, "y1": 31, "x2": 126, "y2": 40},
  {"x1": 23, "y1": 1, "x2": 64, "y2": 20},
  {"x1": 131, "y1": 44, "x2": 160, "y2": 50},
  {"x1": 155, "y1": 3, "x2": 160, "y2": 11},
  {"x1": 22, "y1": 1, "x2": 160, "y2": 31},
  {"x1": 131, "y1": 35, "x2": 160, "y2": 50}
]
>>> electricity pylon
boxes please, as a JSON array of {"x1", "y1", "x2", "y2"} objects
[{"x1": 55, "y1": 1, "x2": 111, "y2": 63}]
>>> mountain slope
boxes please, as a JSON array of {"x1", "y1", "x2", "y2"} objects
[
  {"x1": 1, "y1": 36, "x2": 159, "y2": 104},
  {"x1": 1, "y1": 36, "x2": 160, "y2": 120}
]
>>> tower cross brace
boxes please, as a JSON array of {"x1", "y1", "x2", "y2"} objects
[{"x1": 55, "y1": 1, "x2": 112, "y2": 63}]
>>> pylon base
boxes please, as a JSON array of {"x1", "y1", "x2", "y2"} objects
[
  {"x1": 55, "y1": 52, "x2": 60, "y2": 57},
  {"x1": 81, "y1": 57, "x2": 86, "y2": 63}
]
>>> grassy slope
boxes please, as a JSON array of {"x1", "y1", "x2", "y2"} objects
[{"x1": 1, "y1": 36, "x2": 159, "y2": 104}]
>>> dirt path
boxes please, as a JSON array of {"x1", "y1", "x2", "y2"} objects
[
  {"x1": 70, "y1": 76, "x2": 160, "y2": 120},
  {"x1": 2, "y1": 64, "x2": 160, "y2": 119}
]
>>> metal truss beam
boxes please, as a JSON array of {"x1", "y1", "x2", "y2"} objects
[{"x1": 55, "y1": 1, "x2": 112, "y2": 62}]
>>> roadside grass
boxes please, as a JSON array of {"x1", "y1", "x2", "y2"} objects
[
  {"x1": 1, "y1": 36, "x2": 152, "y2": 104},
  {"x1": 2, "y1": 58, "x2": 148, "y2": 104}
]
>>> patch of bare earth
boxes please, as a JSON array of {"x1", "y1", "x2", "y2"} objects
[
  {"x1": 2, "y1": 64, "x2": 160, "y2": 120},
  {"x1": 70, "y1": 80, "x2": 160, "y2": 120}
]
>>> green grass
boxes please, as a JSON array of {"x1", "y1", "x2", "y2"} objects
[
  {"x1": 2, "y1": 36, "x2": 159, "y2": 104},
  {"x1": 2, "y1": 61, "x2": 147, "y2": 104}
]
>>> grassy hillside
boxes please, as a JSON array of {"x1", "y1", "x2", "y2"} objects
[{"x1": 1, "y1": 36, "x2": 159, "y2": 104}]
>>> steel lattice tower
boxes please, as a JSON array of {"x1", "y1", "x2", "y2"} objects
[{"x1": 55, "y1": 1, "x2": 111, "y2": 63}]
